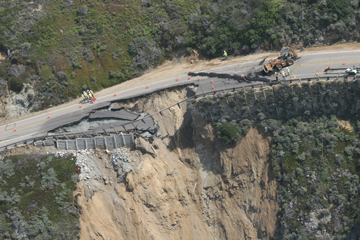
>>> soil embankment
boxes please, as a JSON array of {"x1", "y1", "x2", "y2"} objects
[{"x1": 74, "y1": 87, "x2": 278, "y2": 240}]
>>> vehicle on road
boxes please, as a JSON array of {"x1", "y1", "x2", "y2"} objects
[
  {"x1": 263, "y1": 45, "x2": 304, "y2": 73},
  {"x1": 345, "y1": 68, "x2": 357, "y2": 75},
  {"x1": 324, "y1": 66, "x2": 359, "y2": 75}
]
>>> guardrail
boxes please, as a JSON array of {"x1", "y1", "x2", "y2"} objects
[{"x1": 0, "y1": 74, "x2": 356, "y2": 151}]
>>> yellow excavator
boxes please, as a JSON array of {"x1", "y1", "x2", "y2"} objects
[{"x1": 263, "y1": 45, "x2": 304, "y2": 73}]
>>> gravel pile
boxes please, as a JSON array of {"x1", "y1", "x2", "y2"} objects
[
  {"x1": 109, "y1": 148, "x2": 135, "y2": 183},
  {"x1": 53, "y1": 148, "x2": 136, "y2": 196}
]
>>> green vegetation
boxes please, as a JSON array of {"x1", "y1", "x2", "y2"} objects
[
  {"x1": 216, "y1": 122, "x2": 242, "y2": 144},
  {"x1": 216, "y1": 119, "x2": 253, "y2": 144},
  {"x1": 261, "y1": 116, "x2": 360, "y2": 239},
  {"x1": 1, "y1": 0, "x2": 360, "y2": 110},
  {"x1": 192, "y1": 80, "x2": 360, "y2": 238},
  {"x1": 0, "y1": 154, "x2": 80, "y2": 239}
]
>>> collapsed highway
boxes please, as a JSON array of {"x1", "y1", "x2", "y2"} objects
[{"x1": 1, "y1": 49, "x2": 360, "y2": 151}]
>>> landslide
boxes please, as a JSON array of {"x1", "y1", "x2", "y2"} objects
[{"x1": 75, "y1": 87, "x2": 278, "y2": 240}]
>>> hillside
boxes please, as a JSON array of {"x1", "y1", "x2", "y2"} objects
[
  {"x1": 1, "y1": 80, "x2": 360, "y2": 239},
  {"x1": 0, "y1": 0, "x2": 360, "y2": 112}
]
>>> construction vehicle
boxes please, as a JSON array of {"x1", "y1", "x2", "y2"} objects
[{"x1": 263, "y1": 45, "x2": 304, "y2": 73}]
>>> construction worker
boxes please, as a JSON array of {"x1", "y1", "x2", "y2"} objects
[
  {"x1": 81, "y1": 94, "x2": 86, "y2": 102},
  {"x1": 275, "y1": 72, "x2": 278, "y2": 81},
  {"x1": 223, "y1": 50, "x2": 228, "y2": 60},
  {"x1": 286, "y1": 67, "x2": 290, "y2": 76},
  {"x1": 83, "y1": 91, "x2": 88, "y2": 102},
  {"x1": 90, "y1": 89, "x2": 94, "y2": 97},
  {"x1": 281, "y1": 71, "x2": 286, "y2": 80}
]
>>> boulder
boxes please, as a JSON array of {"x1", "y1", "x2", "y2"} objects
[{"x1": 135, "y1": 137, "x2": 156, "y2": 158}]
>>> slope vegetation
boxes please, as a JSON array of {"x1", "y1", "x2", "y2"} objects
[{"x1": 0, "y1": 0, "x2": 359, "y2": 110}]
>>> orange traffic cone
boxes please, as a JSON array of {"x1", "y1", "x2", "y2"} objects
[
  {"x1": 211, "y1": 80, "x2": 214, "y2": 83},
  {"x1": 343, "y1": 62, "x2": 346, "y2": 65},
  {"x1": 212, "y1": 86, "x2": 215, "y2": 90},
  {"x1": 146, "y1": 86, "x2": 149, "y2": 89},
  {"x1": 14, "y1": 129, "x2": 17, "y2": 132},
  {"x1": 114, "y1": 93, "x2": 117, "y2": 96},
  {"x1": 198, "y1": 78, "x2": 201, "y2": 81},
  {"x1": 48, "y1": 116, "x2": 51, "y2": 119},
  {"x1": 176, "y1": 78, "x2": 179, "y2": 81},
  {"x1": 79, "y1": 105, "x2": 82, "y2": 108},
  {"x1": 188, "y1": 77, "x2": 191, "y2": 80}
]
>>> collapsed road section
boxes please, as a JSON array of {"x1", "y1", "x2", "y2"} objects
[{"x1": 47, "y1": 104, "x2": 157, "y2": 138}]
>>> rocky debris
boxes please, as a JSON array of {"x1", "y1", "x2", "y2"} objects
[
  {"x1": 54, "y1": 148, "x2": 136, "y2": 200},
  {"x1": 8, "y1": 65, "x2": 26, "y2": 78},
  {"x1": 125, "y1": 172, "x2": 135, "y2": 192},
  {"x1": 110, "y1": 148, "x2": 134, "y2": 183},
  {"x1": 4, "y1": 83, "x2": 35, "y2": 117},
  {"x1": 304, "y1": 208, "x2": 331, "y2": 231},
  {"x1": 0, "y1": 78, "x2": 6, "y2": 97}
]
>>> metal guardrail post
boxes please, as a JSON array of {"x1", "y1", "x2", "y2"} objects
[
  {"x1": 111, "y1": 124, "x2": 118, "y2": 134},
  {"x1": 103, "y1": 129, "x2": 109, "y2": 135},
  {"x1": 121, "y1": 132, "x2": 126, "y2": 147},
  {"x1": 131, "y1": 122, "x2": 138, "y2": 130},
  {"x1": 104, "y1": 136, "x2": 107, "y2": 150},
  {"x1": 113, "y1": 135, "x2": 117, "y2": 148}
]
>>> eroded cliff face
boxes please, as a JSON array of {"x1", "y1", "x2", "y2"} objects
[{"x1": 75, "y1": 87, "x2": 279, "y2": 240}]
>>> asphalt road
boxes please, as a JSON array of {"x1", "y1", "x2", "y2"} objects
[{"x1": 1, "y1": 49, "x2": 360, "y2": 148}]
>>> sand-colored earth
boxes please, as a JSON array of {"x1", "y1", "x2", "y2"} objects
[
  {"x1": 0, "y1": 53, "x2": 5, "y2": 62},
  {"x1": 75, "y1": 88, "x2": 278, "y2": 240},
  {"x1": 337, "y1": 120, "x2": 354, "y2": 132}
]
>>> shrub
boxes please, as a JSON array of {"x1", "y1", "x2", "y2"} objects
[
  {"x1": 40, "y1": 162, "x2": 46, "y2": 170},
  {"x1": 70, "y1": 72, "x2": 76, "y2": 79},
  {"x1": 99, "y1": 45, "x2": 107, "y2": 51},
  {"x1": 297, "y1": 187, "x2": 307, "y2": 195},
  {"x1": 128, "y1": 36, "x2": 163, "y2": 70},
  {"x1": 344, "y1": 146, "x2": 352, "y2": 156},
  {"x1": 90, "y1": 77, "x2": 97, "y2": 85},
  {"x1": 0, "y1": 160, "x2": 15, "y2": 177},
  {"x1": 9, "y1": 78, "x2": 26, "y2": 93},
  {"x1": 78, "y1": 5, "x2": 88, "y2": 16},
  {"x1": 40, "y1": 168, "x2": 58, "y2": 190},
  {"x1": 56, "y1": 71, "x2": 68, "y2": 81},
  {"x1": 321, "y1": 171, "x2": 331, "y2": 182},
  {"x1": 72, "y1": 60, "x2": 82, "y2": 69},
  {"x1": 335, "y1": 154, "x2": 344, "y2": 165},
  {"x1": 239, "y1": 119, "x2": 253, "y2": 135},
  {"x1": 109, "y1": 71, "x2": 116, "y2": 78},
  {"x1": 296, "y1": 168, "x2": 304, "y2": 177},
  {"x1": 296, "y1": 152, "x2": 306, "y2": 162},
  {"x1": 217, "y1": 122, "x2": 242, "y2": 144}
]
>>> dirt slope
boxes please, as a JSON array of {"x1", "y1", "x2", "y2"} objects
[{"x1": 74, "y1": 88, "x2": 278, "y2": 240}]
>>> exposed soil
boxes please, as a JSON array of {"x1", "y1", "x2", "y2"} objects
[
  {"x1": 337, "y1": 120, "x2": 354, "y2": 132},
  {"x1": 72, "y1": 88, "x2": 278, "y2": 240}
]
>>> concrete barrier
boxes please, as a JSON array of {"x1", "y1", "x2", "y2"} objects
[{"x1": 55, "y1": 134, "x2": 134, "y2": 151}]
